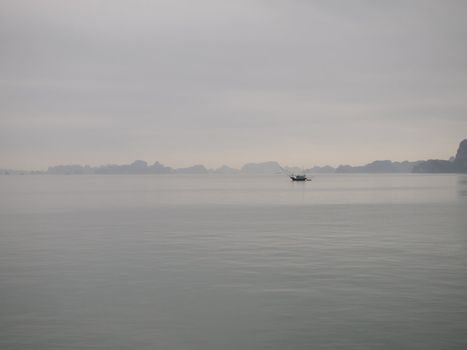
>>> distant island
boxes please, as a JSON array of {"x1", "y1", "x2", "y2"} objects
[
  {"x1": 413, "y1": 139, "x2": 467, "y2": 173},
  {"x1": 1, "y1": 139, "x2": 466, "y2": 175}
]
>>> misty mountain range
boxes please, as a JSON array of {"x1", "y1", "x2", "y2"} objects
[{"x1": 2, "y1": 139, "x2": 466, "y2": 175}]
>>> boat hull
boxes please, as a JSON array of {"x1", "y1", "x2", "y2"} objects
[{"x1": 290, "y1": 176, "x2": 308, "y2": 181}]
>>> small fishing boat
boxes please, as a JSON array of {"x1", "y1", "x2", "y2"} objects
[
  {"x1": 280, "y1": 166, "x2": 312, "y2": 181},
  {"x1": 290, "y1": 174, "x2": 311, "y2": 181}
]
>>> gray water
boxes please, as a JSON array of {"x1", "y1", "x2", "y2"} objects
[{"x1": 1, "y1": 174, "x2": 466, "y2": 349}]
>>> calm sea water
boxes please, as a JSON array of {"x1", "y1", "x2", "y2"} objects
[{"x1": 1, "y1": 174, "x2": 466, "y2": 349}]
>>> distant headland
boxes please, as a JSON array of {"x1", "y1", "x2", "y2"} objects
[
  {"x1": 412, "y1": 139, "x2": 467, "y2": 173},
  {"x1": 2, "y1": 139, "x2": 466, "y2": 175}
]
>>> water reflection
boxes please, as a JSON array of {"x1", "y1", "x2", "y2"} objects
[{"x1": 458, "y1": 175, "x2": 467, "y2": 197}]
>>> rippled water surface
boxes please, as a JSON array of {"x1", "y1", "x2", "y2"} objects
[{"x1": 1, "y1": 174, "x2": 466, "y2": 349}]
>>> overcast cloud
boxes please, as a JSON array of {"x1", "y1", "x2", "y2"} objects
[{"x1": 1, "y1": 0, "x2": 467, "y2": 169}]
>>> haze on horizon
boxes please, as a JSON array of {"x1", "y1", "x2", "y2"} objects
[{"x1": 1, "y1": 0, "x2": 467, "y2": 170}]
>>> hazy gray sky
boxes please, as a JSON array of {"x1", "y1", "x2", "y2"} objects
[{"x1": 1, "y1": 0, "x2": 466, "y2": 169}]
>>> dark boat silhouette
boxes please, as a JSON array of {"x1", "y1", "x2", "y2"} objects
[
  {"x1": 290, "y1": 174, "x2": 311, "y2": 181},
  {"x1": 280, "y1": 166, "x2": 312, "y2": 181}
]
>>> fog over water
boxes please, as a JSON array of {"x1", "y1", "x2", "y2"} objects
[
  {"x1": 1, "y1": 174, "x2": 467, "y2": 349},
  {"x1": 1, "y1": 1, "x2": 467, "y2": 168},
  {"x1": 1, "y1": 1, "x2": 467, "y2": 349}
]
